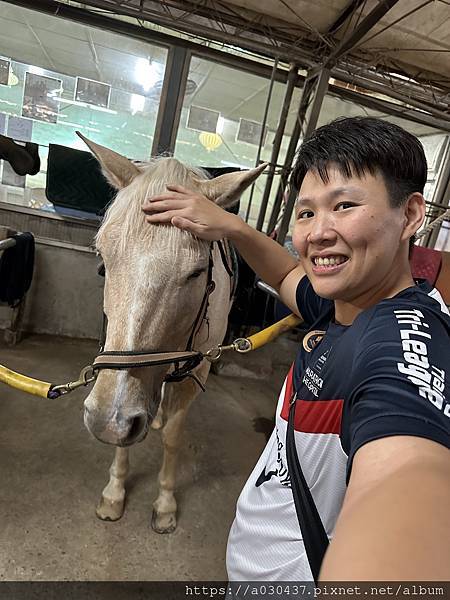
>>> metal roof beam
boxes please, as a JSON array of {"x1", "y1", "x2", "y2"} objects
[
  {"x1": 328, "y1": 0, "x2": 366, "y2": 35},
  {"x1": 325, "y1": 0, "x2": 400, "y2": 66}
]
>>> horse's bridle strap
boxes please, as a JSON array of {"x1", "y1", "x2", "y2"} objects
[{"x1": 93, "y1": 350, "x2": 203, "y2": 371}]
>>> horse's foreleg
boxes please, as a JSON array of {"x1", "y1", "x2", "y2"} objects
[
  {"x1": 152, "y1": 377, "x2": 199, "y2": 533},
  {"x1": 96, "y1": 446, "x2": 130, "y2": 521},
  {"x1": 151, "y1": 382, "x2": 166, "y2": 430}
]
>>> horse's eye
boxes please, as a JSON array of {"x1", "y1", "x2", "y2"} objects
[{"x1": 187, "y1": 269, "x2": 205, "y2": 280}]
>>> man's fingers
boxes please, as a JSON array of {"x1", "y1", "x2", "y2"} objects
[
  {"x1": 172, "y1": 216, "x2": 194, "y2": 230},
  {"x1": 166, "y1": 184, "x2": 190, "y2": 194},
  {"x1": 145, "y1": 210, "x2": 180, "y2": 223},
  {"x1": 171, "y1": 216, "x2": 208, "y2": 238},
  {"x1": 143, "y1": 198, "x2": 188, "y2": 213}
]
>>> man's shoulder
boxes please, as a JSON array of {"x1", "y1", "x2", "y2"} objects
[{"x1": 354, "y1": 283, "x2": 450, "y2": 344}]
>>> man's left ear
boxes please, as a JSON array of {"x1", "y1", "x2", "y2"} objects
[{"x1": 402, "y1": 193, "x2": 425, "y2": 241}]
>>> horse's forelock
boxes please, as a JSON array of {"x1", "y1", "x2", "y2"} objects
[{"x1": 96, "y1": 158, "x2": 209, "y2": 257}]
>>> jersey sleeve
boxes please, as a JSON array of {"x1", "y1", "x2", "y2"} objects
[
  {"x1": 343, "y1": 303, "x2": 450, "y2": 481},
  {"x1": 295, "y1": 276, "x2": 333, "y2": 327}
]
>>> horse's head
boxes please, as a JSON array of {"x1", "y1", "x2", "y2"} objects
[{"x1": 79, "y1": 133, "x2": 266, "y2": 446}]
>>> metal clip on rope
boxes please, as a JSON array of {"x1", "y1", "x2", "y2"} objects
[
  {"x1": 205, "y1": 314, "x2": 301, "y2": 362},
  {"x1": 0, "y1": 363, "x2": 97, "y2": 399},
  {"x1": 49, "y1": 365, "x2": 97, "y2": 398},
  {"x1": 205, "y1": 338, "x2": 251, "y2": 362}
]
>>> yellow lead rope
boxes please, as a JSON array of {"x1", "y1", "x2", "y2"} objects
[
  {"x1": 0, "y1": 313, "x2": 303, "y2": 398},
  {"x1": 245, "y1": 313, "x2": 302, "y2": 351},
  {"x1": 0, "y1": 364, "x2": 52, "y2": 399}
]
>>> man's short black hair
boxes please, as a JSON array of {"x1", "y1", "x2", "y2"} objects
[{"x1": 292, "y1": 116, "x2": 427, "y2": 208}]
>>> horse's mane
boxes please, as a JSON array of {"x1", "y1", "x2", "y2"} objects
[{"x1": 96, "y1": 157, "x2": 210, "y2": 257}]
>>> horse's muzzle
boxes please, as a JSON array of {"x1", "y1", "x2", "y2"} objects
[{"x1": 84, "y1": 405, "x2": 149, "y2": 446}]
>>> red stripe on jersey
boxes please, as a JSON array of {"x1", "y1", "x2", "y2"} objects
[
  {"x1": 283, "y1": 364, "x2": 295, "y2": 406},
  {"x1": 280, "y1": 367, "x2": 343, "y2": 434},
  {"x1": 294, "y1": 398, "x2": 343, "y2": 434}
]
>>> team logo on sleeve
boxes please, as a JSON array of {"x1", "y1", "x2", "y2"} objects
[{"x1": 303, "y1": 330, "x2": 326, "y2": 352}]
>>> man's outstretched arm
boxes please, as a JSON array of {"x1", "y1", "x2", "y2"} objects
[{"x1": 320, "y1": 436, "x2": 450, "y2": 580}]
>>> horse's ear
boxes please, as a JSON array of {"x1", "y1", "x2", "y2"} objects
[
  {"x1": 197, "y1": 162, "x2": 268, "y2": 208},
  {"x1": 76, "y1": 131, "x2": 140, "y2": 189}
]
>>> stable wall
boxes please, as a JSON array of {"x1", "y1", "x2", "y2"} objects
[{"x1": 0, "y1": 205, "x2": 103, "y2": 340}]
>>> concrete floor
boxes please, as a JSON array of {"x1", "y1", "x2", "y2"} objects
[{"x1": 0, "y1": 333, "x2": 297, "y2": 581}]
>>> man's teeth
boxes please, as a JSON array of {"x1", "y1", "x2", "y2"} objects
[{"x1": 314, "y1": 256, "x2": 347, "y2": 266}]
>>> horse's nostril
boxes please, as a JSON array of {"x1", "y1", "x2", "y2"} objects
[{"x1": 126, "y1": 412, "x2": 147, "y2": 443}]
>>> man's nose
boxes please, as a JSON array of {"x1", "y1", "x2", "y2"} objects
[{"x1": 308, "y1": 212, "x2": 336, "y2": 244}]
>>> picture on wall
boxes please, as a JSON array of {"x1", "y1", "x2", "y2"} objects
[
  {"x1": 75, "y1": 77, "x2": 111, "y2": 108},
  {"x1": 0, "y1": 58, "x2": 10, "y2": 86},
  {"x1": 22, "y1": 72, "x2": 61, "y2": 123},
  {"x1": 187, "y1": 106, "x2": 220, "y2": 134},
  {"x1": 236, "y1": 118, "x2": 268, "y2": 146}
]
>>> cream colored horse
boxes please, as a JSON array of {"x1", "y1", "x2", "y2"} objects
[{"x1": 79, "y1": 133, "x2": 265, "y2": 533}]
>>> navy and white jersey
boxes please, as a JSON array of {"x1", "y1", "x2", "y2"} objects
[{"x1": 226, "y1": 278, "x2": 450, "y2": 582}]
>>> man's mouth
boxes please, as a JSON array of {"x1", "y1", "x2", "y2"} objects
[{"x1": 312, "y1": 255, "x2": 348, "y2": 267}]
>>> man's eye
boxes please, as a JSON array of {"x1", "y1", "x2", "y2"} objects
[
  {"x1": 335, "y1": 202, "x2": 355, "y2": 211},
  {"x1": 297, "y1": 210, "x2": 313, "y2": 220}
]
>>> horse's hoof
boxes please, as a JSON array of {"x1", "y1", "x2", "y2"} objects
[
  {"x1": 96, "y1": 496, "x2": 125, "y2": 521},
  {"x1": 151, "y1": 509, "x2": 176, "y2": 534}
]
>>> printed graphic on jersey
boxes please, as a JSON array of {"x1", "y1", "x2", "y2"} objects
[
  {"x1": 255, "y1": 420, "x2": 291, "y2": 489},
  {"x1": 314, "y1": 348, "x2": 330, "y2": 373},
  {"x1": 395, "y1": 308, "x2": 449, "y2": 418}
]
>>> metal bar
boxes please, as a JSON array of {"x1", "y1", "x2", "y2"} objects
[
  {"x1": 255, "y1": 63, "x2": 298, "y2": 231},
  {"x1": 328, "y1": 0, "x2": 366, "y2": 35},
  {"x1": 152, "y1": 45, "x2": 190, "y2": 156},
  {"x1": 0, "y1": 238, "x2": 16, "y2": 252},
  {"x1": 274, "y1": 69, "x2": 331, "y2": 244},
  {"x1": 325, "y1": 0, "x2": 400, "y2": 65},
  {"x1": 265, "y1": 117, "x2": 300, "y2": 235},
  {"x1": 256, "y1": 279, "x2": 280, "y2": 301},
  {"x1": 333, "y1": 85, "x2": 450, "y2": 133},
  {"x1": 276, "y1": 184, "x2": 298, "y2": 247},
  {"x1": 352, "y1": 0, "x2": 433, "y2": 52},
  {"x1": 331, "y1": 71, "x2": 450, "y2": 122},
  {"x1": 303, "y1": 68, "x2": 331, "y2": 139},
  {"x1": 424, "y1": 138, "x2": 450, "y2": 247},
  {"x1": 266, "y1": 76, "x2": 316, "y2": 234},
  {"x1": 245, "y1": 57, "x2": 279, "y2": 223}
]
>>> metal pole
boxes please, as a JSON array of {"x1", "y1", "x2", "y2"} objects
[
  {"x1": 255, "y1": 63, "x2": 298, "y2": 232},
  {"x1": 265, "y1": 117, "x2": 301, "y2": 235},
  {"x1": 151, "y1": 46, "x2": 191, "y2": 157},
  {"x1": 0, "y1": 238, "x2": 16, "y2": 252},
  {"x1": 266, "y1": 76, "x2": 316, "y2": 234},
  {"x1": 303, "y1": 68, "x2": 331, "y2": 139},
  {"x1": 276, "y1": 68, "x2": 330, "y2": 245},
  {"x1": 244, "y1": 57, "x2": 279, "y2": 222},
  {"x1": 324, "y1": 0, "x2": 400, "y2": 66},
  {"x1": 424, "y1": 137, "x2": 450, "y2": 248}
]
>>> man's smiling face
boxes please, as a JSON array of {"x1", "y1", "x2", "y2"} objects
[{"x1": 292, "y1": 165, "x2": 412, "y2": 320}]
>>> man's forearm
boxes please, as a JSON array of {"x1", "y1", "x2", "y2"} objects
[
  {"x1": 320, "y1": 458, "x2": 450, "y2": 580},
  {"x1": 229, "y1": 217, "x2": 299, "y2": 291}
]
